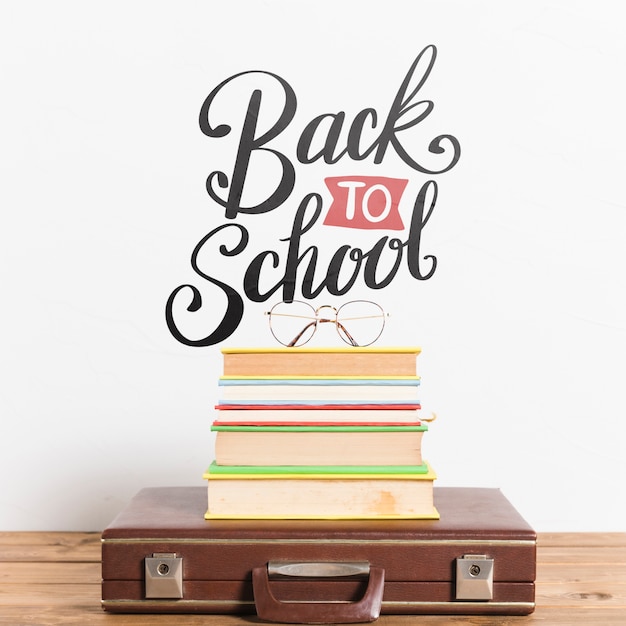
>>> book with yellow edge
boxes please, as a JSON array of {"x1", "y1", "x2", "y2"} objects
[
  {"x1": 203, "y1": 461, "x2": 438, "y2": 520},
  {"x1": 221, "y1": 346, "x2": 421, "y2": 377}
]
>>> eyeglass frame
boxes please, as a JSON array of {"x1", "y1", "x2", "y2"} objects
[{"x1": 264, "y1": 299, "x2": 388, "y2": 347}]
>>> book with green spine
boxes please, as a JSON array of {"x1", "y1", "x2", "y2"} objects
[
  {"x1": 203, "y1": 461, "x2": 438, "y2": 520},
  {"x1": 205, "y1": 461, "x2": 431, "y2": 475},
  {"x1": 211, "y1": 424, "x2": 427, "y2": 432}
]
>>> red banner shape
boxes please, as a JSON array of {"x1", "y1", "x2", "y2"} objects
[{"x1": 323, "y1": 176, "x2": 408, "y2": 230}]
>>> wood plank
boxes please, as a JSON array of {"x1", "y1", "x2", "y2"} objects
[
  {"x1": 535, "y1": 546, "x2": 626, "y2": 564},
  {"x1": 0, "y1": 583, "x2": 98, "y2": 606},
  {"x1": 537, "y1": 562, "x2": 626, "y2": 583},
  {"x1": 0, "y1": 606, "x2": 256, "y2": 626},
  {"x1": 0, "y1": 532, "x2": 100, "y2": 562},
  {"x1": 1, "y1": 606, "x2": 626, "y2": 626},
  {"x1": 537, "y1": 532, "x2": 626, "y2": 547},
  {"x1": 0, "y1": 562, "x2": 101, "y2": 584},
  {"x1": 536, "y1": 581, "x2": 626, "y2": 607}
]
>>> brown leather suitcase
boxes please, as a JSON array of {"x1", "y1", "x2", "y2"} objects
[{"x1": 101, "y1": 486, "x2": 536, "y2": 622}]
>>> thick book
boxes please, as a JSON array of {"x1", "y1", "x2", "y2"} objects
[
  {"x1": 218, "y1": 377, "x2": 420, "y2": 402},
  {"x1": 221, "y1": 347, "x2": 421, "y2": 377},
  {"x1": 202, "y1": 461, "x2": 438, "y2": 520},
  {"x1": 211, "y1": 424, "x2": 427, "y2": 466}
]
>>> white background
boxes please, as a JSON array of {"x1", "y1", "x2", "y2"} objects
[{"x1": 1, "y1": 1, "x2": 625, "y2": 531}]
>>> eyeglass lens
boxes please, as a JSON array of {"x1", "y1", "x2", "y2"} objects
[
  {"x1": 268, "y1": 300, "x2": 318, "y2": 347},
  {"x1": 336, "y1": 300, "x2": 385, "y2": 347}
]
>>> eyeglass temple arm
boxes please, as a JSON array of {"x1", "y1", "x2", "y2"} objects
[
  {"x1": 312, "y1": 317, "x2": 359, "y2": 347},
  {"x1": 287, "y1": 320, "x2": 318, "y2": 347},
  {"x1": 335, "y1": 320, "x2": 359, "y2": 347}
]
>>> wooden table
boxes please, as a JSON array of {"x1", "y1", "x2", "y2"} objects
[{"x1": 0, "y1": 532, "x2": 624, "y2": 625}]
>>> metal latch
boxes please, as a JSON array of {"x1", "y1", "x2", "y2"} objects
[
  {"x1": 145, "y1": 553, "x2": 183, "y2": 599},
  {"x1": 455, "y1": 554, "x2": 494, "y2": 601}
]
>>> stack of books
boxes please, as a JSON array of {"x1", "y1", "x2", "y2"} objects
[{"x1": 203, "y1": 347, "x2": 438, "y2": 519}]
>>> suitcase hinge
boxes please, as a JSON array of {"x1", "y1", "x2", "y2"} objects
[
  {"x1": 455, "y1": 554, "x2": 494, "y2": 601},
  {"x1": 145, "y1": 553, "x2": 183, "y2": 599}
]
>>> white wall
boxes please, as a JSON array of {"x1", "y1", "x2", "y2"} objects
[{"x1": 1, "y1": 1, "x2": 625, "y2": 531}]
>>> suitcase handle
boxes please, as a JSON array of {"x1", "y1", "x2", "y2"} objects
[{"x1": 252, "y1": 563, "x2": 384, "y2": 624}]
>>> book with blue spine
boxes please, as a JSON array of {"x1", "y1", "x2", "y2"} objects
[{"x1": 218, "y1": 376, "x2": 420, "y2": 403}]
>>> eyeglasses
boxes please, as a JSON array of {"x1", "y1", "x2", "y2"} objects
[{"x1": 264, "y1": 300, "x2": 388, "y2": 347}]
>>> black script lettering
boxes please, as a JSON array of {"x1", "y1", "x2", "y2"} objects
[
  {"x1": 244, "y1": 194, "x2": 372, "y2": 301},
  {"x1": 244, "y1": 193, "x2": 323, "y2": 301},
  {"x1": 298, "y1": 112, "x2": 349, "y2": 164},
  {"x1": 165, "y1": 223, "x2": 248, "y2": 346},
  {"x1": 296, "y1": 46, "x2": 460, "y2": 174},
  {"x1": 309, "y1": 245, "x2": 362, "y2": 296},
  {"x1": 243, "y1": 182, "x2": 438, "y2": 308},
  {"x1": 347, "y1": 109, "x2": 378, "y2": 160},
  {"x1": 358, "y1": 181, "x2": 437, "y2": 285},
  {"x1": 374, "y1": 46, "x2": 460, "y2": 173},
  {"x1": 405, "y1": 180, "x2": 438, "y2": 280},
  {"x1": 199, "y1": 71, "x2": 297, "y2": 219},
  {"x1": 297, "y1": 108, "x2": 380, "y2": 165},
  {"x1": 298, "y1": 107, "x2": 380, "y2": 164},
  {"x1": 166, "y1": 180, "x2": 439, "y2": 346},
  {"x1": 362, "y1": 237, "x2": 404, "y2": 289}
]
